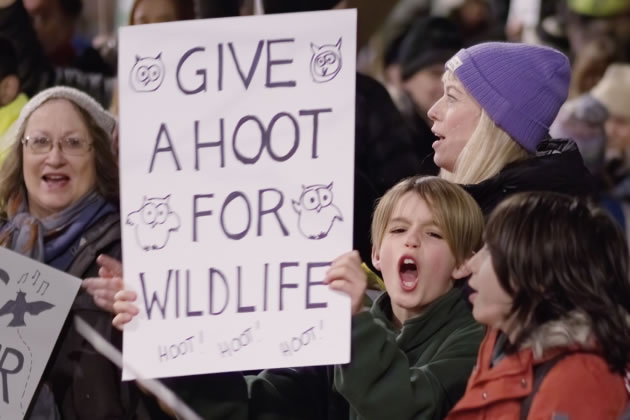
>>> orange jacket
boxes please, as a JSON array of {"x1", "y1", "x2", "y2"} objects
[{"x1": 447, "y1": 328, "x2": 628, "y2": 420}]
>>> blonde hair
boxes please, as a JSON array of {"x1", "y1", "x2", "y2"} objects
[
  {"x1": 439, "y1": 71, "x2": 531, "y2": 185},
  {"x1": 371, "y1": 176, "x2": 484, "y2": 266}
]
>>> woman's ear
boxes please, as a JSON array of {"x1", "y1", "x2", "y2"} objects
[
  {"x1": 371, "y1": 245, "x2": 381, "y2": 271},
  {"x1": 452, "y1": 258, "x2": 472, "y2": 280}
]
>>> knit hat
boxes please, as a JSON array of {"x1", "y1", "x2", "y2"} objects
[
  {"x1": 567, "y1": 0, "x2": 630, "y2": 17},
  {"x1": 591, "y1": 63, "x2": 630, "y2": 119},
  {"x1": 550, "y1": 94, "x2": 608, "y2": 174},
  {"x1": 399, "y1": 17, "x2": 463, "y2": 81},
  {"x1": 446, "y1": 42, "x2": 571, "y2": 152},
  {"x1": 13, "y1": 86, "x2": 116, "y2": 141}
]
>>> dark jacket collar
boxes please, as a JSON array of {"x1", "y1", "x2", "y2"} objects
[{"x1": 464, "y1": 138, "x2": 597, "y2": 214}]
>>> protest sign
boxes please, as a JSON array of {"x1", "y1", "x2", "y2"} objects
[
  {"x1": 118, "y1": 9, "x2": 356, "y2": 379},
  {"x1": 0, "y1": 248, "x2": 80, "y2": 419}
]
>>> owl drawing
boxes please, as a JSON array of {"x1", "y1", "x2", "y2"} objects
[
  {"x1": 310, "y1": 38, "x2": 342, "y2": 83},
  {"x1": 126, "y1": 195, "x2": 180, "y2": 251},
  {"x1": 130, "y1": 53, "x2": 165, "y2": 92},
  {"x1": 292, "y1": 182, "x2": 343, "y2": 240}
]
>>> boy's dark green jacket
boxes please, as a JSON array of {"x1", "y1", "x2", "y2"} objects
[{"x1": 175, "y1": 288, "x2": 484, "y2": 420}]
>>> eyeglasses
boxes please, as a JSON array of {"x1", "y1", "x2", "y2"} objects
[{"x1": 22, "y1": 135, "x2": 93, "y2": 156}]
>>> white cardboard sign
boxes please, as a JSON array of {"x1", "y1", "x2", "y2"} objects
[
  {"x1": 118, "y1": 9, "x2": 356, "y2": 379},
  {"x1": 0, "y1": 248, "x2": 81, "y2": 419}
]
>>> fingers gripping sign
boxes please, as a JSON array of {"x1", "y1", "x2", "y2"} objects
[{"x1": 324, "y1": 251, "x2": 366, "y2": 315}]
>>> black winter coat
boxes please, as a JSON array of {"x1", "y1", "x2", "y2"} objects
[
  {"x1": 463, "y1": 138, "x2": 597, "y2": 215},
  {"x1": 42, "y1": 212, "x2": 154, "y2": 420}
]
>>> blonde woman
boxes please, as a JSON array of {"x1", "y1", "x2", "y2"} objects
[{"x1": 428, "y1": 42, "x2": 595, "y2": 213}]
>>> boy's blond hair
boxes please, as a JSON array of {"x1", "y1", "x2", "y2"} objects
[
  {"x1": 371, "y1": 176, "x2": 484, "y2": 267},
  {"x1": 439, "y1": 71, "x2": 531, "y2": 185}
]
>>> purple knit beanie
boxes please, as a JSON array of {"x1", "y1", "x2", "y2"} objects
[{"x1": 446, "y1": 42, "x2": 571, "y2": 153}]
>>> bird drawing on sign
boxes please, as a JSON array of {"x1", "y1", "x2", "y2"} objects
[
  {"x1": 292, "y1": 182, "x2": 343, "y2": 240},
  {"x1": 126, "y1": 195, "x2": 181, "y2": 251},
  {"x1": 0, "y1": 290, "x2": 55, "y2": 327}
]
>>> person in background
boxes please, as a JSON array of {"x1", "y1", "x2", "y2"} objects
[
  {"x1": 397, "y1": 16, "x2": 463, "y2": 175},
  {"x1": 129, "y1": 0, "x2": 195, "y2": 26},
  {"x1": 567, "y1": 37, "x2": 619, "y2": 99},
  {"x1": 590, "y1": 63, "x2": 630, "y2": 200},
  {"x1": 0, "y1": 37, "x2": 28, "y2": 161},
  {"x1": 427, "y1": 41, "x2": 595, "y2": 214},
  {"x1": 0, "y1": 86, "x2": 147, "y2": 419},
  {"x1": 107, "y1": 0, "x2": 195, "y2": 115},
  {"x1": 550, "y1": 92, "x2": 630, "y2": 238},
  {"x1": 564, "y1": 0, "x2": 630, "y2": 58},
  {"x1": 23, "y1": 0, "x2": 113, "y2": 75},
  {"x1": 0, "y1": 0, "x2": 115, "y2": 106},
  {"x1": 448, "y1": 191, "x2": 630, "y2": 419}
]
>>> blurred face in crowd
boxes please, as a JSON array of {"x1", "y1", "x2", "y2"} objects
[
  {"x1": 24, "y1": 0, "x2": 74, "y2": 55},
  {"x1": 404, "y1": 63, "x2": 445, "y2": 119},
  {"x1": 566, "y1": 13, "x2": 630, "y2": 55},
  {"x1": 606, "y1": 114, "x2": 630, "y2": 151},
  {"x1": 22, "y1": 99, "x2": 96, "y2": 219},
  {"x1": 427, "y1": 73, "x2": 481, "y2": 172},
  {"x1": 372, "y1": 192, "x2": 464, "y2": 326},
  {"x1": 467, "y1": 246, "x2": 513, "y2": 331},
  {"x1": 132, "y1": 0, "x2": 179, "y2": 25}
]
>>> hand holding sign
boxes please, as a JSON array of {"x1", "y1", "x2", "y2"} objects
[
  {"x1": 83, "y1": 255, "x2": 124, "y2": 313},
  {"x1": 119, "y1": 9, "x2": 356, "y2": 378},
  {"x1": 112, "y1": 289, "x2": 139, "y2": 330},
  {"x1": 324, "y1": 251, "x2": 366, "y2": 315}
]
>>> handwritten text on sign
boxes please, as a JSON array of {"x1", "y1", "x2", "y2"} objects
[{"x1": 119, "y1": 10, "x2": 356, "y2": 379}]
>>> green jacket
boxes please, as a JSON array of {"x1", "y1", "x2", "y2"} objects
[
  {"x1": 176, "y1": 288, "x2": 484, "y2": 420},
  {"x1": 335, "y1": 288, "x2": 485, "y2": 420}
]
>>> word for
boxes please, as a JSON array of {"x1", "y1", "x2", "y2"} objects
[
  {"x1": 158, "y1": 335, "x2": 195, "y2": 363},
  {"x1": 148, "y1": 108, "x2": 332, "y2": 172},
  {"x1": 280, "y1": 326, "x2": 318, "y2": 356},
  {"x1": 192, "y1": 188, "x2": 288, "y2": 242},
  {"x1": 138, "y1": 261, "x2": 330, "y2": 320},
  {"x1": 176, "y1": 38, "x2": 297, "y2": 95},
  {"x1": 0, "y1": 344, "x2": 24, "y2": 404},
  {"x1": 218, "y1": 326, "x2": 257, "y2": 357}
]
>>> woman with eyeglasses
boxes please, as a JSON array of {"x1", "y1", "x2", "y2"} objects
[{"x1": 0, "y1": 86, "x2": 146, "y2": 419}]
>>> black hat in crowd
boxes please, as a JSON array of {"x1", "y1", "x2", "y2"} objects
[
  {"x1": 398, "y1": 16, "x2": 463, "y2": 81},
  {"x1": 262, "y1": 0, "x2": 341, "y2": 14}
]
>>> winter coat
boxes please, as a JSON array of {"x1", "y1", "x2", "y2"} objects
[
  {"x1": 463, "y1": 138, "x2": 597, "y2": 215},
  {"x1": 446, "y1": 313, "x2": 628, "y2": 420},
  {"x1": 244, "y1": 287, "x2": 484, "y2": 420},
  {"x1": 43, "y1": 212, "x2": 152, "y2": 420}
]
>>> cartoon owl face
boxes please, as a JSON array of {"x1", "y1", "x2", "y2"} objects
[
  {"x1": 130, "y1": 53, "x2": 165, "y2": 92},
  {"x1": 298, "y1": 183, "x2": 334, "y2": 212},
  {"x1": 140, "y1": 195, "x2": 171, "y2": 226},
  {"x1": 292, "y1": 182, "x2": 343, "y2": 240},
  {"x1": 310, "y1": 38, "x2": 342, "y2": 83}
]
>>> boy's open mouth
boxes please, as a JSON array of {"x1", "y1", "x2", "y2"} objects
[{"x1": 399, "y1": 256, "x2": 418, "y2": 291}]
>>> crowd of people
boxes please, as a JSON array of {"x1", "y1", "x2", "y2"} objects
[{"x1": 1, "y1": 0, "x2": 630, "y2": 419}]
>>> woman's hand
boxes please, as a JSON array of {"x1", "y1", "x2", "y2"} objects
[
  {"x1": 83, "y1": 254, "x2": 124, "y2": 313},
  {"x1": 324, "y1": 250, "x2": 367, "y2": 315}
]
